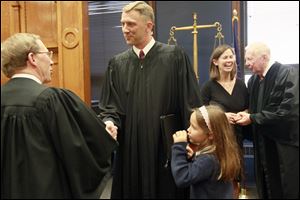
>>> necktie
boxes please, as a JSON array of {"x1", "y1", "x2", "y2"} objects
[{"x1": 139, "y1": 50, "x2": 145, "y2": 60}]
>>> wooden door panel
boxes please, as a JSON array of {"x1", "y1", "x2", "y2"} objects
[
  {"x1": 1, "y1": 1, "x2": 21, "y2": 84},
  {"x1": 24, "y1": 1, "x2": 57, "y2": 48}
]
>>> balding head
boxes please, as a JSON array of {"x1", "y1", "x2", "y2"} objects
[
  {"x1": 245, "y1": 42, "x2": 271, "y2": 77},
  {"x1": 245, "y1": 42, "x2": 271, "y2": 60}
]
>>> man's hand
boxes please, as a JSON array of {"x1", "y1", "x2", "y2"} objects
[
  {"x1": 104, "y1": 121, "x2": 118, "y2": 140},
  {"x1": 235, "y1": 112, "x2": 252, "y2": 126}
]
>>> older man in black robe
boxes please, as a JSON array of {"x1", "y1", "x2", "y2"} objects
[
  {"x1": 237, "y1": 42, "x2": 299, "y2": 199},
  {"x1": 1, "y1": 33, "x2": 117, "y2": 198}
]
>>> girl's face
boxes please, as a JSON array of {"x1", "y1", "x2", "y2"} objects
[{"x1": 187, "y1": 112, "x2": 210, "y2": 148}]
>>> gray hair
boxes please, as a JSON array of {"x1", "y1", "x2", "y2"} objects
[
  {"x1": 245, "y1": 42, "x2": 271, "y2": 59},
  {"x1": 1, "y1": 33, "x2": 41, "y2": 78}
]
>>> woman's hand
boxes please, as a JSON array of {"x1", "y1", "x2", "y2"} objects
[{"x1": 225, "y1": 112, "x2": 241, "y2": 124}]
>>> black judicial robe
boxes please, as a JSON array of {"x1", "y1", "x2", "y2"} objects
[
  {"x1": 1, "y1": 78, "x2": 117, "y2": 199},
  {"x1": 247, "y1": 62, "x2": 299, "y2": 198},
  {"x1": 99, "y1": 42, "x2": 202, "y2": 198}
]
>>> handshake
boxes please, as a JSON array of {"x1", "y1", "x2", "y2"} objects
[
  {"x1": 104, "y1": 121, "x2": 118, "y2": 140},
  {"x1": 226, "y1": 111, "x2": 251, "y2": 126}
]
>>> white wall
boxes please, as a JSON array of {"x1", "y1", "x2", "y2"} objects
[{"x1": 247, "y1": 1, "x2": 299, "y2": 64}]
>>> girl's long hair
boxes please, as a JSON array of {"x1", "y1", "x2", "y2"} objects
[{"x1": 195, "y1": 105, "x2": 242, "y2": 181}]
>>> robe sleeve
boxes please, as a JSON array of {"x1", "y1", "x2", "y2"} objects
[
  {"x1": 171, "y1": 143, "x2": 217, "y2": 188},
  {"x1": 177, "y1": 47, "x2": 202, "y2": 128},
  {"x1": 98, "y1": 59, "x2": 124, "y2": 128},
  {"x1": 37, "y1": 88, "x2": 118, "y2": 198},
  {"x1": 250, "y1": 66, "x2": 299, "y2": 125}
]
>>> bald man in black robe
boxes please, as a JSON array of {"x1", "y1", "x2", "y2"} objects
[{"x1": 237, "y1": 42, "x2": 299, "y2": 199}]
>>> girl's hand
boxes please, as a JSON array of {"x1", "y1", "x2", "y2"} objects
[
  {"x1": 186, "y1": 144, "x2": 195, "y2": 159},
  {"x1": 173, "y1": 130, "x2": 188, "y2": 143}
]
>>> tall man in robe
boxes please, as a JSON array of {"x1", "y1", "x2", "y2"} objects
[
  {"x1": 1, "y1": 33, "x2": 118, "y2": 198},
  {"x1": 236, "y1": 42, "x2": 299, "y2": 198},
  {"x1": 99, "y1": 1, "x2": 202, "y2": 198}
]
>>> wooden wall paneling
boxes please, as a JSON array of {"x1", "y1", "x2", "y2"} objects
[
  {"x1": 21, "y1": 1, "x2": 60, "y2": 88},
  {"x1": 11, "y1": 2, "x2": 21, "y2": 35},
  {"x1": 1, "y1": 1, "x2": 11, "y2": 41},
  {"x1": 1, "y1": 1, "x2": 22, "y2": 84},
  {"x1": 23, "y1": 1, "x2": 57, "y2": 48},
  {"x1": 81, "y1": 2, "x2": 91, "y2": 105},
  {"x1": 1, "y1": 2, "x2": 10, "y2": 84},
  {"x1": 18, "y1": 1, "x2": 25, "y2": 33},
  {"x1": 57, "y1": 1, "x2": 91, "y2": 104},
  {"x1": 2, "y1": 1, "x2": 91, "y2": 104},
  {"x1": 1, "y1": 1, "x2": 62, "y2": 87}
]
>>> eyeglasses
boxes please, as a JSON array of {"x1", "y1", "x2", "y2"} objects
[{"x1": 35, "y1": 51, "x2": 53, "y2": 59}]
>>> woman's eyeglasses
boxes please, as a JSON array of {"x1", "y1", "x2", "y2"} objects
[{"x1": 35, "y1": 51, "x2": 53, "y2": 59}]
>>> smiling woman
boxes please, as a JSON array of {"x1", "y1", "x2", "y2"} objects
[{"x1": 200, "y1": 43, "x2": 250, "y2": 198}]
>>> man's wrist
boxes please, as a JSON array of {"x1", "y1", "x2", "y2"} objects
[{"x1": 249, "y1": 114, "x2": 255, "y2": 124}]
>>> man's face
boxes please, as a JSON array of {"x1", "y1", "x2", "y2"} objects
[
  {"x1": 121, "y1": 10, "x2": 150, "y2": 48},
  {"x1": 245, "y1": 50, "x2": 265, "y2": 76},
  {"x1": 35, "y1": 40, "x2": 54, "y2": 83}
]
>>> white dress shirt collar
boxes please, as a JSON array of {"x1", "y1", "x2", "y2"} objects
[
  {"x1": 263, "y1": 59, "x2": 275, "y2": 78},
  {"x1": 11, "y1": 73, "x2": 42, "y2": 84},
  {"x1": 133, "y1": 37, "x2": 156, "y2": 58}
]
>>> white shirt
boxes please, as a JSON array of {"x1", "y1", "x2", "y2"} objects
[
  {"x1": 263, "y1": 59, "x2": 276, "y2": 78},
  {"x1": 133, "y1": 37, "x2": 155, "y2": 58}
]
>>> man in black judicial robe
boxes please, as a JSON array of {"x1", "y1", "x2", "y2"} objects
[
  {"x1": 98, "y1": 1, "x2": 201, "y2": 198},
  {"x1": 236, "y1": 42, "x2": 299, "y2": 199},
  {"x1": 1, "y1": 33, "x2": 117, "y2": 198}
]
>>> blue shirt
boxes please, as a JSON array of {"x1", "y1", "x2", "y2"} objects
[{"x1": 171, "y1": 142, "x2": 233, "y2": 199}]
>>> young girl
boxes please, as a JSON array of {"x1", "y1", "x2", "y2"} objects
[{"x1": 171, "y1": 105, "x2": 241, "y2": 199}]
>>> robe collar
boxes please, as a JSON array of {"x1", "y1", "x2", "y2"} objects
[
  {"x1": 133, "y1": 37, "x2": 155, "y2": 58},
  {"x1": 12, "y1": 73, "x2": 42, "y2": 84},
  {"x1": 262, "y1": 60, "x2": 275, "y2": 79}
]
